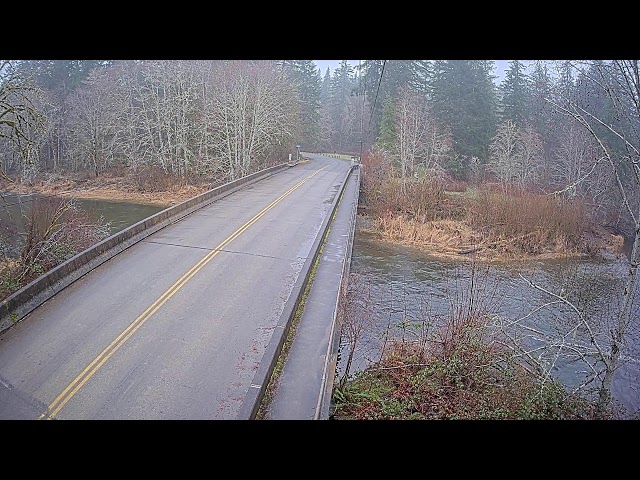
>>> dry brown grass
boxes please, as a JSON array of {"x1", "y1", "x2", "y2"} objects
[
  {"x1": 370, "y1": 216, "x2": 483, "y2": 257},
  {"x1": 1, "y1": 170, "x2": 212, "y2": 206},
  {"x1": 467, "y1": 188, "x2": 589, "y2": 257},
  {"x1": 359, "y1": 177, "x2": 618, "y2": 260}
]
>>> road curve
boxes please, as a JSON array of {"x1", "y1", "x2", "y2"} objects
[{"x1": 0, "y1": 155, "x2": 351, "y2": 419}]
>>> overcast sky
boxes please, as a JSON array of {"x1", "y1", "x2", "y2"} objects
[{"x1": 313, "y1": 60, "x2": 511, "y2": 85}]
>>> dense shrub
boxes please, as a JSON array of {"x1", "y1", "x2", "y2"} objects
[{"x1": 467, "y1": 188, "x2": 588, "y2": 255}]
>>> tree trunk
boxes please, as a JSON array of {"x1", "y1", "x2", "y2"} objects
[{"x1": 598, "y1": 219, "x2": 640, "y2": 416}]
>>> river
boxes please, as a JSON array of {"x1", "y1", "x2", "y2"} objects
[
  {"x1": 0, "y1": 193, "x2": 166, "y2": 249},
  {"x1": 336, "y1": 219, "x2": 640, "y2": 418}
]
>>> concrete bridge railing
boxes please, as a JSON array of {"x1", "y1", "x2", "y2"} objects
[
  {"x1": 0, "y1": 163, "x2": 290, "y2": 334},
  {"x1": 238, "y1": 162, "x2": 360, "y2": 419}
]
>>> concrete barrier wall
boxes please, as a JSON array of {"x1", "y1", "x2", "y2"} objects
[
  {"x1": 237, "y1": 164, "x2": 358, "y2": 419},
  {"x1": 315, "y1": 166, "x2": 360, "y2": 419},
  {"x1": 0, "y1": 163, "x2": 289, "y2": 334}
]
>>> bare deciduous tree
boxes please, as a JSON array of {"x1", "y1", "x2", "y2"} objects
[
  {"x1": 0, "y1": 60, "x2": 46, "y2": 181},
  {"x1": 518, "y1": 126, "x2": 544, "y2": 189},
  {"x1": 207, "y1": 61, "x2": 296, "y2": 180},
  {"x1": 488, "y1": 119, "x2": 544, "y2": 190},
  {"x1": 558, "y1": 60, "x2": 640, "y2": 414},
  {"x1": 396, "y1": 87, "x2": 428, "y2": 179},
  {"x1": 67, "y1": 68, "x2": 119, "y2": 175},
  {"x1": 488, "y1": 119, "x2": 520, "y2": 189},
  {"x1": 392, "y1": 87, "x2": 452, "y2": 183},
  {"x1": 504, "y1": 60, "x2": 640, "y2": 415}
]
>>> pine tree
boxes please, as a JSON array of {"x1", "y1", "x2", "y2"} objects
[
  {"x1": 382, "y1": 60, "x2": 415, "y2": 96},
  {"x1": 280, "y1": 60, "x2": 321, "y2": 149},
  {"x1": 319, "y1": 67, "x2": 333, "y2": 150},
  {"x1": 412, "y1": 60, "x2": 433, "y2": 96},
  {"x1": 500, "y1": 60, "x2": 531, "y2": 127},
  {"x1": 530, "y1": 61, "x2": 553, "y2": 136},
  {"x1": 555, "y1": 60, "x2": 576, "y2": 106},
  {"x1": 529, "y1": 60, "x2": 555, "y2": 183},
  {"x1": 320, "y1": 66, "x2": 331, "y2": 104},
  {"x1": 375, "y1": 96, "x2": 396, "y2": 154},
  {"x1": 430, "y1": 60, "x2": 498, "y2": 177},
  {"x1": 360, "y1": 60, "x2": 423, "y2": 143},
  {"x1": 575, "y1": 60, "x2": 629, "y2": 165},
  {"x1": 18, "y1": 60, "x2": 112, "y2": 97},
  {"x1": 360, "y1": 60, "x2": 385, "y2": 144},
  {"x1": 328, "y1": 60, "x2": 358, "y2": 151}
]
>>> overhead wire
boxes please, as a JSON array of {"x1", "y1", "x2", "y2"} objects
[
  {"x1": 359, "y1": 59, "x2": 365, "y2": 162},
  {"x1": 367, "y1": 60, "x2": 387, "y2": 136}
]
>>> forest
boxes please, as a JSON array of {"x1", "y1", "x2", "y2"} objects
[
  {"x1": 1, "y1": 60, "x2": 636, "y2": 233},
  {"x1": 6, "y1": 60, "x2": 630, "y2": 269}
]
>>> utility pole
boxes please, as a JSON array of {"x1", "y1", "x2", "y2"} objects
[{"x1": 359, "y1": 60, "x2": 365, "y2": 165}]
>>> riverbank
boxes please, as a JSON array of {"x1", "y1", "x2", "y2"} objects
[
  {"x1": 2, "y1": 171, "x2": 627, "y2": 262},
  {"x1": 356, "y1": 214, "x2": 626, "y2": 262},
  {"x1": 1, "y1": 170, "x2": 211, "y2": 206},
  {"x1": 331, "y1": 224, "x2": 636, "y2": 419}
]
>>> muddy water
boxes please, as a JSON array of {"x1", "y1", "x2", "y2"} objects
[
  {"x1": 0, "y1": 193, "x2": 167, "y2": 248},
  {"x1": 0, "y1": 191, "x2": 168, "y2": 270},
  {"x1": 337, "y1": 222, "x2": 640, "y2": 418}
]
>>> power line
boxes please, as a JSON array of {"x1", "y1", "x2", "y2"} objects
[
  {"x1": 368, "y1": 60, "x2": 387, "y2": 136},
  {"x1": 359, "y1": 59, "x2": 365, "y2": 163}
]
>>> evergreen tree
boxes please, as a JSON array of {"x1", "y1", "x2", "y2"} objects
[
  {"x1": 500, "y1": 60, "x2": 531, "y2": 127},
  {"x1": 555, "y1": 60, "x2": 576, "y2": 106},
  {"x1": 529, "y1": 60, "x2": 556, "y2": 183},
  {"x1": 320, "y1": 66, "x2": 331, "y2": 104},
  {"x1": 319, "y1": 67, "x2": 333, "y2": 150},
  {"x1": 575, "y1": 60, "x2": 630, "y2": 164},
  {"x1": 360, "y1": 60, "x2": 385, "y2": 144},
  {"x1": 431, "y1": 60, "x2": 498, "y2": 177},
  {"x1": 18, "y1": 60, "x2": 112, "y2": 97},
  {"x1": 412, "y1": 60, "x2": 433, "y2": 96},
  {"x1": 280, "y1": 60, "x2": 321, "y2": 149},
  {"x1": 530, "y1": 61, "x2": 553, "y2": 136},
  {"x1": 359, "y1": 60, "x2": 423, "y2": 143},
  {"x1": 374, "y1": 95, "x2": 396, "y2": 154},
  {"x1": 328, "y1": 60, "x2": 358, "y2": 151},
  {"x1": 382, "y1": 60, "x2": 415, "y2": 96}
]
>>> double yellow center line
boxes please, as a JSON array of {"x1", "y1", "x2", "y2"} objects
[{"x1": 39, "y1": 166, "x2": 325, "y2": 420}]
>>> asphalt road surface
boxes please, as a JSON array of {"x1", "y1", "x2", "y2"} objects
[{"x1": 0, "y1": 155, "x2": 351, "y2": 419}]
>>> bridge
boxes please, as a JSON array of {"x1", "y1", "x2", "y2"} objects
[{"x1": 0, "y1": 153, "x2": 360, "y2": 420}]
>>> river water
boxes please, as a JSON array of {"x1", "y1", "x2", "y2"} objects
[
  {"x1": 336, "y1": 220, "x2": 640, "y2": 418},
  {"x1": 0, "y1": 193, "x2": 166, "y2": 249}
]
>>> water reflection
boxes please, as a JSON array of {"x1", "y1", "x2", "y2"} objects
[
  {"x1": 338, "y1": 224, "x2": 640, "y2": 417},
  {"x1": 74, "y1": 197, "x2": 167, "y2": 234},
  {"x1": 0, "y1": 192, "x2": 167, "y2": 239}
]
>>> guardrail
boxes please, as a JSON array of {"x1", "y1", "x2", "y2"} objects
[
  {"x1": 0, "y1": 163, "x2": 290, "y2": 334},
  {"x1": 308, "y1": 152, "x2": 360, "y2": 162}
]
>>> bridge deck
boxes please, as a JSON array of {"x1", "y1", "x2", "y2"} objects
[{"x1": 0, "y1": 155, "x2": 352, "y2": 420}]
